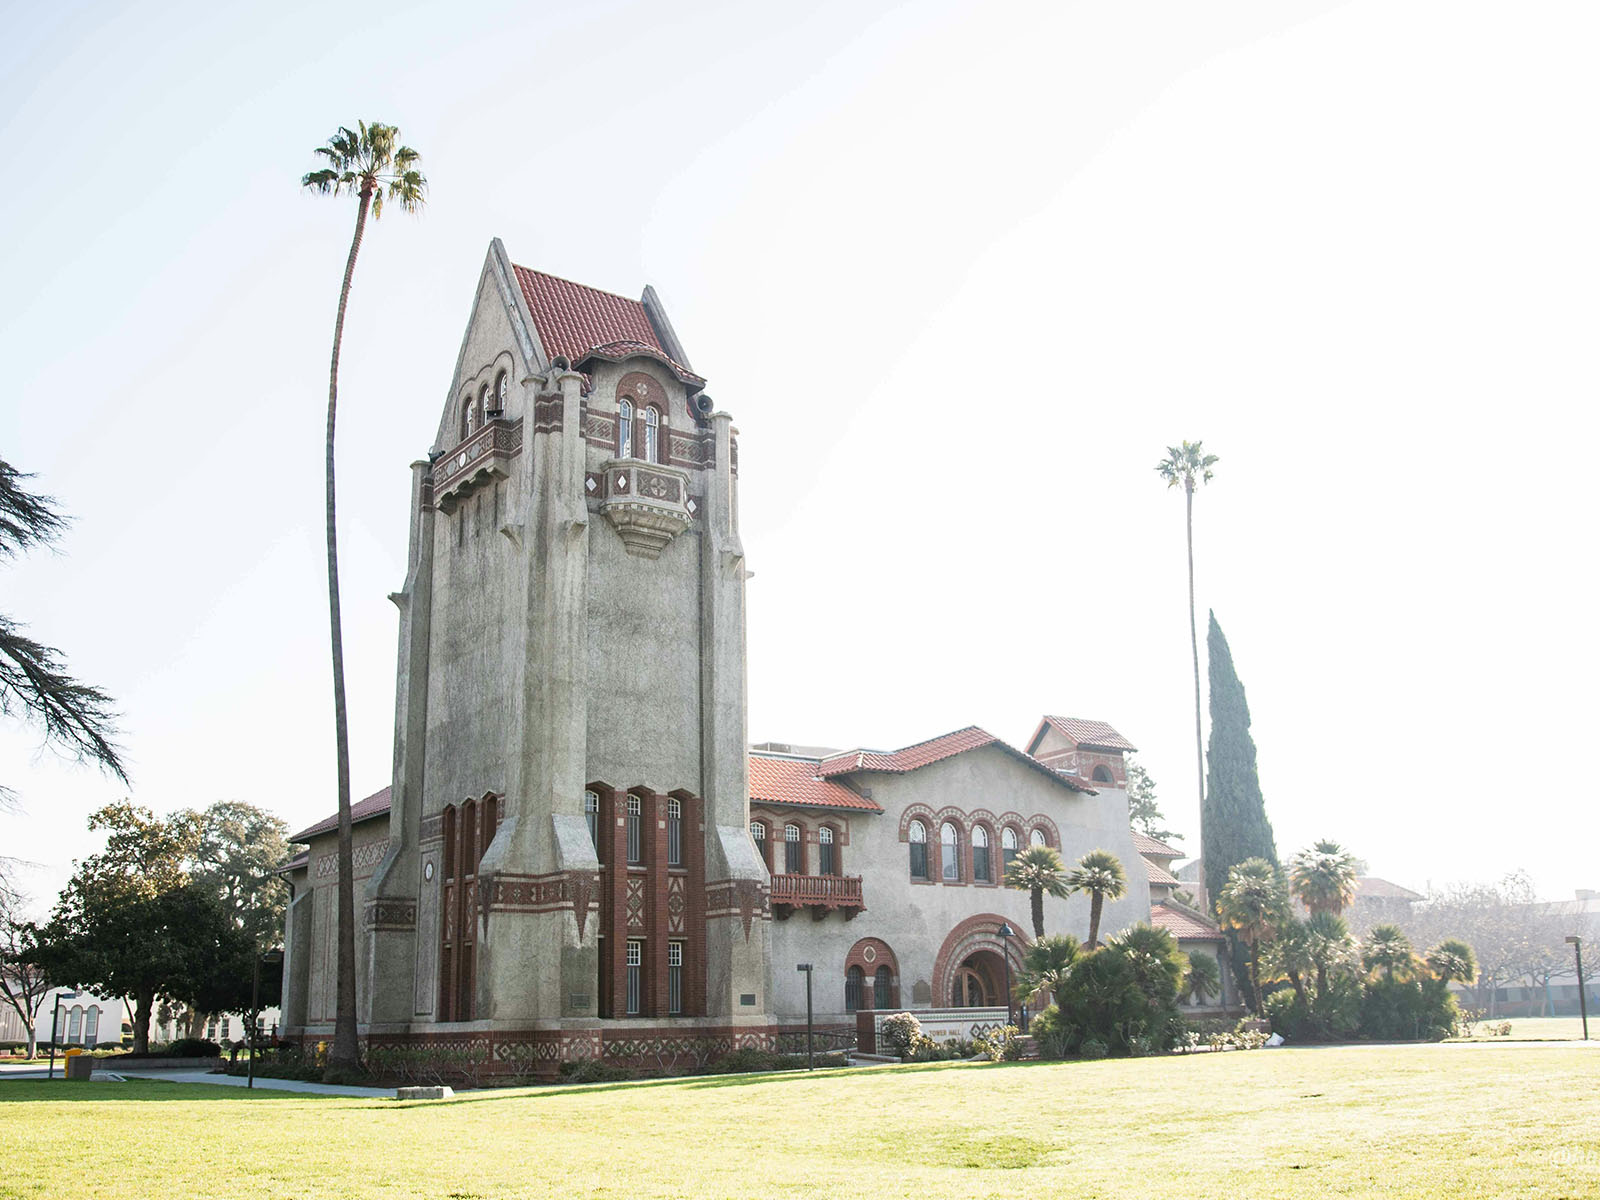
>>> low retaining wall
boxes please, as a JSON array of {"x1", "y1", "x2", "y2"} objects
[
  {"x1": 97, "y1": 1056, "x2": 226, "y2": 1070},
  {"x1": 855, "y1": 1007, "x2": 1011, "y2": 1056}
]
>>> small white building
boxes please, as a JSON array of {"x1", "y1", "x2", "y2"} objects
[{"x1": 0, "y1": 987, "x2": 127, "y2": 1048}]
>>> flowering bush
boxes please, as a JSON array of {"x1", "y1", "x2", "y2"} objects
[
  {"x1": 879, "y1": 1012, "x2": 923, "y2": 1055},
  {"x1": 973, "y1": 1025, "x2": 1023, "y2": 1062}
]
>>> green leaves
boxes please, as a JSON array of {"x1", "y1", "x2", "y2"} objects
[
  {"x1": 1154, "y1": 439, "x2": 1220, "y2": 489},
  {"x1": 302, "y1": 121, "x2": 428, "y2": 218}
]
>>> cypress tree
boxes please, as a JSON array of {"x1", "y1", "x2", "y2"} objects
[{"x1": 1201, "y1": 612, "x2": 1278, "y2": 1009}]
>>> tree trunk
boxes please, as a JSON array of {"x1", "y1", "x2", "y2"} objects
[
  {"x1": 132, "y1": 989, "x2": 153, "y2": 1055},
  {"x1": 1250, "y1": 945, "x2": 1262, "y2": 1015},
  {"x1": 1088, "y1": 891, "x2": 1104, "y2": 948},
  {"x1": 325, "y1": 186, "x2": 373, "y2": 1076},
  {"x1": 1186, "y1": 479, "x2": 1204, "y2": 828},
  {"x1": 25, "y1": 1019, "x2": 36, "y2": 1060},
  {"x1": 1031, "y1": 887, "x2": 1045, "y2": 940}
]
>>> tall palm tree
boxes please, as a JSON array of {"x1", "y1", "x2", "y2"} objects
[
  {"x1": 1003, "y1": 845, "x2": 1070, "y2": 939},
  {"x1": 1155, "y1": 441, "x2": 1219, "y2": 847},
  {"x1": 1217, "y1": 856, "x2": 1289, "y2": 1014},
  {"x1": 1067, "y1": 849, "x2": 1128, "y2": 948},
  {"x1": 1362, "y1": 923, "x2": 1417, "y2": 983},
  {"x1": 301, "y1": 121, "x2": 425, "y2": 1075},
  {"x1": 1289, "y1": 839, "x2": 1361, "y2": 916},
  {"x1": 1016, "y1": 934, "x2": 1081, "y2": 1011},
  {"x1": 1304, "y1": 911, "x2": 1355, "y2": 1001},
  {"x1": 1183, "y1": 949, "x2": 1222, "y2": 1006},
  {"x1": 1425, "y1": 938, "x2": 1478, "y2": 987}
]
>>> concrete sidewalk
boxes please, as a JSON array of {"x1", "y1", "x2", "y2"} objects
[{"x1": 0, "y1": 1064, "x2": 394, "y2": 1097}]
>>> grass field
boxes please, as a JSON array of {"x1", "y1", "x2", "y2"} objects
[
  {"x1": 1452, "y1": 1015, "x2": 1592, "y2": 1040},
  {"x1": 1, "y1": 1045, "x2": 1595, "y2": 1200}
]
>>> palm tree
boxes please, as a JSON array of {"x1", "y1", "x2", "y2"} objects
[
  {"x1": 1288, "y1": 839, "x2": 1361, "y2": 916},
  {"x1": 1304, "y1": 911, "x2": 1355, "y2": 1001},
  {"x1": 1003, "y1": 845, "x2": 1070, "y2": 939},
  {"x1": 1264, "y1": 915, "x2": 1312, "y2": 1007},
  {"x1": 1424, "y1": 938, "x2": 1477, "y2": 987},
  {"x1": 302, "y1": 122, "x2": 425, "y2": 1076},
  {"x1": 1016, "y1": 934, "x2": 1081, "y2": 1011},
  {"x1": 1155, "y1": 440, "x2": 1219, "y2": 831},
  {"x1": 1183, "y1": 949, "x2": 1222, "y2": 1006},
  {"x1": 1216, "y1": 857, "x2": 1290, "y2": 1014},
  {"x1": 1106, "y1": 923, "x2": 1185, "y2": 1004},
  {"x1": 1067, "y1": 849, "x2": 1128, "y2": 948},
  {"x1": 1362, "y1": 923, "x2": 1417, "y2": 983}
]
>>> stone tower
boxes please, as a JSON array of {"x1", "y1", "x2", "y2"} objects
[{"x1": 360, "y1": 240, "x2": 771, "y2": 1069}]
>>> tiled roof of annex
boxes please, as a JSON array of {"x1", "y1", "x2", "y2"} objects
[
  {"x1": 511, "y1": 266, "x2": 703, "y2": 385},
  {"x1": 1041, "y1": 716, "x2": 1138, "y2": 753},
  {"x1": 1133, "y1": 832, "x2": 1184, "y2": 859},
  {"x1": 749, "y1": 753, "x2": 882, "y2": 813},
  {"x1": 288, "y1": 786, "x2": 393, "y2": 844},
  {"x1": 814, "y1": 726, "x2": 1095, "y2": 794},
  {"x1": 1144, "y1": 860, "x2": 1181, "y2": 887},
  {"x1": 1149, "y1": 902, "x2": 1225, "y2": 942}
]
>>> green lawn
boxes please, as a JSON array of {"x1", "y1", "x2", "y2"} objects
[
  {"x1": 1452, "y1": 1015, "x2": 1592, "y2": 1041},
  {"x1": 1, "y1": 1045, "x2": 1595, "y2": 1199}
]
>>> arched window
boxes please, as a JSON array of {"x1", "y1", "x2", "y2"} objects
[
  {"x1": 1002, "y1": 826, "x2": 1020, "y2": 874},
  {"x1": 68, "y1": 1006, "x2": 82, "y2": 1042},
  {"x1": 1030, "y1": 827, "x2": 1048, "y2": 849},
  {"x1": 492, "y1": 370, "x2": 509, "y2": 415},
  {"x1": 784, "y1": 823, "x2": 803, "y2": 874},
  {"x1": 618, "y1": 398, "x2": 634, "y2": 459},
  {"x1": 461, "y1": 799, "x2": 478, "y2": 875},
  {"x1": 873, "y1": 966, "x2": 893, "y2": 1010},
  {"x1": 643, "y1": 406, "x2": 660, "y2": 464},
  {"x1": 749, "y1": 820, "x2": 770, "y2": 870},
  {"x1": 667, "y1": 797, "x2": 683, "y2": 867},
  {"x1": 478, "y1": 385, "x2": 490, "y2": 428},
  {"x1": 625, "y1": 939, "x2": 643, "y2": 1015},
  {"x1": 908, "y1": 820, "x2": 928, "y2": 880},
  {"x1": 941, "y1": 822, "x2": 960, "y2": 881},
  {"x1": 84, "y1": 1006, "x2": 100, "y2": 1044},
  {"x1": 818, "y1": 825, "x2": 836, "y2": 875},
  {"x1": 973, "y1": 825, "x2": 992, "y2": 883},
  {"x1": 442, "y1": 805, "x2": 457, "y2": 880},
  {"x1": 844, "y1": 965, "x2": 865, "y2": 1013},
  {"x1": 1092, "y1": 765, "x2": 1114, "y2": 783},
  {"x1": 461, "y1": 392, "x2": 475, "y2": 440},
  {"x1": 626, "y1": 794, "x2": 642, "y2": 864},
  {"x1": 584, "y1": 790, "x2": 600, "y2": 853}
]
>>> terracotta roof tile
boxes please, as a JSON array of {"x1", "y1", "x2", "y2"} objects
[
  {"x1": 749, "y1": 754, "x2": 882, "y2": 812},
  {"x1": 1150, "y1": 902, "x2": 1225, "y2": 941},
  {"x1": 815, "y1": 726, "x2": 1095, "y2": 795},
  {"x1": 1132, "y1": 832, "x2": 1184, "y2": 859},
  {"x1": 1043, "y1": 716, "x2": 1137, "y2": 752},
  {"x1": 1144, "y1": 860, "x2": 1181, "y2": 887},
  {"x1": 512, "y1": 267, "x2": 702, "y2": 384},
  {"x1": 289, "y1": 786, "x2": 392, "y2": 844}
]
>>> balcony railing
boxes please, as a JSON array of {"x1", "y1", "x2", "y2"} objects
[
  {"x1": 769, "y1": 873, "x2": 863, "y2": 918},
  {"x1": 433, "y1": 417, "x2": 523, "y2": 513}
]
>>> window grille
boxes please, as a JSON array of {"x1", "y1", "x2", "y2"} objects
[
  {"x1": 818, "y1": 826, "x2": 836, "y2": 875},
  {"x1": 874, "y1": 966, "x2": 893, "y2": 1010},
  {"x1": 784, "y1": 823, "x2": 802, "y2": 874},
  {"x1": 626, "y1": 939, "x2": 643, "y2": 1016},
  {"x1": 627, "y1": 794, "x2": 642, "y2": 865},
  {"x1": 668, "y1": 941, "x2": 684, "y2": 1015},
  {"x1": 844, "y1": 965, "x2": 864, "y2": 1012},
  {"x1": 585, "y1": 790, "x2": 600, "y2": 854},
  {"x1": 667, "y1": 797, "x2": 682, "y2": 867}
]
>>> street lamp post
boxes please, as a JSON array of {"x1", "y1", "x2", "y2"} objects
[
  {"x1": 796, "y1": 963, "x2": 814, "y2": 1069},
  {"x1": 1566, "y1": 937, "x2": 1589, "y2": 1042},
  {"x1": 247, "y1": 949, "x2": 284, "y2": 1090},
  {"x1": 997, "y1": 923, "x2": 1015, "y2": 1029},
  {"x1": 46, "y1": 991, "x2": 80, "y2": 1080}
]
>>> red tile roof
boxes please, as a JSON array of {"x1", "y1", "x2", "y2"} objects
[
  {"x1": 1144, "y1": 860, "x2": 1181, "y2": 887},
  {"x1": 816, "y1": 726, "x2": 1095, "y2": 794},
  {"x1": 749, "y1": 754, "x2": 882, "y2": 812},
  {"x1": 1150, "y1": 902, "x2": 1225, "y2": 941},
  {"x1": 289, "y1": 786, "x2": 392, "y2": 844},
  {"x1": 512, "y1": 268, "x2": 702, "y2": 384},
  {"x1": 1132, "y1": 832, "x2": 1184, "y2": 859},
  {"x1": 1043, "y1": 716, "x2": 1137, "y2": 752}
]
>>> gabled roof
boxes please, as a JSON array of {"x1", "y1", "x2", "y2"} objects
[
  {"x1": 815, "y1": 726, "x2": 1095, "y2": 794},
  {"x1": 512, "y1": 267, "x2": 703, "y2": 386},
  {"x1": 1144, "y1": 860, "x2": 1181, "y2": 887},
  {"x1": 289, "y1": 786, "x2": 392, "y2": 844},
  {"x1": 1355, "y1": 876, "x2": 1424, "y2": 902},
  {"x1": 1133, "y1": 832, "x2": 1184, "y2": 859},
  {"x1": 1150, "y1": 901, "x2": 1226, "y2": 942},
  {"x1": 749, "y1": 754, "x2": 882, "y2": 812},
  {"x1": 1038, "y1": 716, "x2": 1137, "y2": 753}
]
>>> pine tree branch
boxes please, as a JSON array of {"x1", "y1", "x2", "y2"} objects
[
  {"x1": 0, "y1": 615, "x2": 128, "y2": 782},
  {"x1": 0, "y1": 460, "x2": 67, "y2": 558}
]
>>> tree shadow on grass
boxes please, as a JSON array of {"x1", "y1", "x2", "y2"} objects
[{"x1": 0, "y1": 1080, "x2": 310, "y2": 1103}]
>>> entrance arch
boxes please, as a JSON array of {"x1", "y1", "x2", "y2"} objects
[
  {"x1": 932, "y1": 913, "x2": 1025, "y2": 1009},
  {"x1": 949, "y1": 949, "x2": 1007, "y2": 1007}
]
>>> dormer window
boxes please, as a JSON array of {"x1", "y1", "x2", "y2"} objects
[
  {"x1": 618, "y1": 398, "x2": 634, "y2": 459},
  {"x1": 643, "y1": 406, "x2": 660, "y2": 464}
]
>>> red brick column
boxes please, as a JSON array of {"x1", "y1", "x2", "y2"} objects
[
  {"x1": 680, "y1": 791, "x2": 707, "y2": 1018},
  {"x1": 601, "y1": 785, "x2": 627, "y2": 1019},
  {"x1": 645, "y1": 789, "x2": 669, "y2": 1017}
]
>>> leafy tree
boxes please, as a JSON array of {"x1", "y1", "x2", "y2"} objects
[
  {"x1": 1289, "y1": 839, "x2": 1360, "y2": 916},
  {"x1": 1067, "y1": 849, "x2": 1128, "y2": 948},
  {"x1": 1425, "y1": 938, "x2": 1478, "y2": 987},
  {"x1": 182, "y1": 801, "x2": 291, "y2": 947},
  {"x1": 1217, "y1": 857, "x2": 1291, "y2": 1014},
  {"x1": 1363, "y1": 923, "x2": 1418, "y2": 983},
  {"x1": 1003, "y1": 845, "x2": 1070, "y2": 939},
  {"x1": 0, "y1": 891, "x2": 50, "y2": 1057},
  {"x1": 302, "y1": 121, "x2": 426, "y2": 1077},
  {"x1": 1155, "y1": 441, "x2": 1218, "y2": 831},
  {"x1": 1016, "y1": 934, "x2": 1081, "y2": 1011},
  {"x1": 1124, "y1": 757, "x2": 1180, "y2": 844},
  {"x1": 1182, "y1": 949, "x2": 1221, "y2": 1005}
]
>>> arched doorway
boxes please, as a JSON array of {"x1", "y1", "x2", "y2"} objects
[{"x1": 949, "y1": 949, "x2": 1007, "y2": 1007}]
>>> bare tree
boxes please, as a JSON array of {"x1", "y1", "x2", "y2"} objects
[{"x1": 0, "y1": 892, "x2": 50, "y2": 1058}]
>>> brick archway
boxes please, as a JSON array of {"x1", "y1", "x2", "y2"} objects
[
  {"x1": 931, "y1": 913, "x2": 1026, "y2": 1009},
  {"x1": 844, "y1": 937, "x2": 899, "y2": 1009}
]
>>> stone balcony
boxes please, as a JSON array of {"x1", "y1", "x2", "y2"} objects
[
  {"x1": 769, "y1": 873, "x2": 864, "y2": 921},
  {"x1": 433, "y1": 417, "x2": 523, "y2": 513},
  {"x1": 597, "y1": 459, "x2": 695, "y2": 559}
]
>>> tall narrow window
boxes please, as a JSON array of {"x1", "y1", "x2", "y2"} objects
[
  {"x1": 908, "y1": 820, "x2": 928, "y2": 880},
  {"x1": 667, "y1": 797, "x2": 683, "y2": 867},
  {"x1": 1002, "y1": 826, "x2": 1020, "y2": 874},
  {"x1": 626, "y1": 794, "x2": 642, "y2": 865},
  {"x1": 844, "y1": 965, "x2": 864, "y2": 1013},
  {"x1": 749, "y1": 820, "x2": 769, "y2": 870},
  {"x1": 941, "y1": 822, "x2": 960, "y2": 881},
  {"x1": 68, "y1": 1007, "x2": 81, "y2": 1042},
  {"x1": 668, "y1": 941, "x2": 684, "y2": 1016},
  {"x1": 643, "y1": 406, "x2": 660, "y2": 463},
  {"x1": 1030, "y1": 828, "x2": 1047, "y2": 849},
  {"x1": 85, "y1": 1006, "x2": 100, "y2": 1044},
  {"x1": 818, "y1": 826, "x2": 836, "y2": 875},
  {"x1": 585, "y1": 790, "x2": 600, "y2": 854},
  {"x1": 478, "y1": 385, "x2": 489, "y2": 428},
  {"x1": 626, "y1": 939, "x2": 643, "y2": 1016},
  {"x1": 873, "y1": 966, "x2": 893, "y2": 1010},
  {"x1": 618, "y1": 398, "x2": 634, "y2": 459},
  {"x1": 492, "y1": 370, "x2": 509, "y2": 415},
  {"x1": 461, "y1": 393, "x2": 475, "y2": 440},
  {"x1": 784, "y1": 823, "x2": 802, "y2": 874},
  {"x1": 973, "y1": 825, "x2": 992, "y2": 883}
]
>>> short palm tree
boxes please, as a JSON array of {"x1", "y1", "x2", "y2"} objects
[
  {"x1": 1106, "y1": 923, "x2": 1185, "y2": 1003},
  {"x1": 1156, "y1": 440, "x2": 1219, "y2": 825},
  {"x1": 1363, "y1": 923, "x2": 1418, "y2": 983},
  {"x1": 1003, "y1": 845, "x2": 1070, "y2": 939},
  {"x1": 1289, "y1": 839, "x2": 1361, "y2": 916},
  {"x1": 1425, "y1": 938, "x2": 1477, "y2": 986},
  {"x1": 1264, "y1": 915, "x2": 1312, "y2": 1006},
  {"x1": 1216, "y1": 857, "x2": 1290, "y2": 1014},
  {"x1": 302, "y1": 121, "x2": 425, "y2": 1076},
  {"x1": 1183, "y1": 949, "x2": 1222, "y2": 1006},
  {"x1": 1067, "y1": 849, "x2": 1128, "y2": 948},
  {"x1": 1304, "y1": 911, "x2": 1355, "y2": 1001},
  {"x1": 1016, "y1": 934, "x2": 1081, "y2": 1011}
]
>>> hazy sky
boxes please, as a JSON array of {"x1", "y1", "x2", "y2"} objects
[{"x1": 3, "y1": 0, "x2": 1596, "y2": 919}]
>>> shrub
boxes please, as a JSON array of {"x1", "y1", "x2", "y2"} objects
[
  {"x1": 705, "y1": 1048, "x2": 796, "y2": 1075},
  {"x1": 1052, "y1": 946, "x2": 1183, "y2": 1057},
  {"x1": 879, "y1": 1012, "x2": 922, "y2": 1056},
  {"x1": 1026, "y1": 1004, "x2": 1075, "y2": 1060},
  {"x1": 1359, "y1": 977, "x2": 1458, "y2": 1042},
  {"x1": 1079, "y1": 1038, "x2": 1109, "y2": 1060},
  {"x1": 558, "y1": 1059, "x2": 632, "y2": 1084},
  {"x1": 165, "y1": 1038, "x2": 221, "y2": 1058},
  {"x1": 973, "y1": 1025, "x2": 1024, "y2": 1062}
]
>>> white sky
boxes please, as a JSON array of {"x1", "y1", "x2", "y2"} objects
[{"x1": 3, "y1": 0, "x2": 1596, "y2": 920}]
